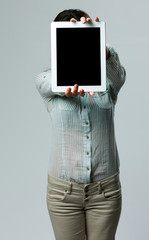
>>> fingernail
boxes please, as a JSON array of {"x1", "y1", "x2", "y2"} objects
[{"x1": 87, "y1": 18, "x2": 91, "y2": 22}]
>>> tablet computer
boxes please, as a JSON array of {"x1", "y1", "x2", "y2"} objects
[{"x1": 51, "y1": 21, "x2": 106, "y2": 93}]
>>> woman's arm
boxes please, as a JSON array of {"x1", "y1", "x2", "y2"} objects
[
  {"x1": 35, "y1": 69, "x2": 65, "y2": 98},
  {"x1": 106, "y1": 45, "x2": 126, "y2": 102},
  {"x1": 34, "y1": 69, "x2": 66, "y2": 111}
]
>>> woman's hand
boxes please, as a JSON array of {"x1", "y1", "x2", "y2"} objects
[
  {"x1": 65, "y1": 16, "x2": 100, "y2": 98},
  {"x1": 65, "y1": 84, "x2": 84, "y2": 98}
]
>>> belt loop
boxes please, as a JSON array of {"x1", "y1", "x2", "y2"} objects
[
  {"x1": 98, "y1": 181, "x2": 102, "y2": 194},
  {"x1": 67, "y1": 182, "x2": 72, "y2": 193}
]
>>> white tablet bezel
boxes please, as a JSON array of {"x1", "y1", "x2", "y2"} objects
[{"x1": 51, "y1": 21, "x2": 106, "y2": 93}]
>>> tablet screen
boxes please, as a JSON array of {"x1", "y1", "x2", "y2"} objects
[{"x1": 56, "y1": 28, "x2": 101, "y2": 86}]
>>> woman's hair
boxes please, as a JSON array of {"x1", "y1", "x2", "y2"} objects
[{"x1": 54, "y1": 9, "x2": 90, "y2": 22}]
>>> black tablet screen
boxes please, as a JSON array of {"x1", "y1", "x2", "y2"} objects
[{"x1": 56, "y1": 28, "x2": 101, "y2": 86}]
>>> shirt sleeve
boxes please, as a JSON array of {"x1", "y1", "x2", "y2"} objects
[
  {"x1": 106, "y1": 44, "x2": 126, "y2": 104},
  {"x1": 34, "y1": 69, "x2": 65, "y2": 110},
  {"x1": 35, "y1": 69, "x2": 65, "y2": 98}
]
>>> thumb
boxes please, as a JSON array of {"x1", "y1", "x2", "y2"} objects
[{"x1": 89, "y1": 92, "x2": 94, "y2": 96}]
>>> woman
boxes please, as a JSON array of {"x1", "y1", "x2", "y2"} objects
[{"x1": 35, "y1": 8, "x2": 126, "y2": 240}]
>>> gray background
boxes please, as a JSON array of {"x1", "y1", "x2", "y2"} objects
[{"x1": 1, "y1": 0, "x2": 149, "y2": 239}]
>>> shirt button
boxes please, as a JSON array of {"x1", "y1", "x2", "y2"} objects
[
  {"x1": 85, "y1": 121, "x2": 88, "y2": 125},
  {"x1": 86, "y1": 167, "x2": 90, "y2": 170},
  {"x1": 86, "y1": 152, "x2": 89, "y2": 155},
  {"x1": 86, "y1": 136, "x2": 89, "y2": 139}
]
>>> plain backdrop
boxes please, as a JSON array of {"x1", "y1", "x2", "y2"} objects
[{"x1": 0, "y1": 0, "x2": 149, "y2": 239}]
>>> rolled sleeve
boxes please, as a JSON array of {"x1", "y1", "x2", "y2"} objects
[{"x1": 106, "y1": 45, "x2": 126, "y2": 103}]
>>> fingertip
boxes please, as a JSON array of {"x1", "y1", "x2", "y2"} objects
[
  {"x1": 70, "y1": 18, "x2": 76, "y2": 22},
  {"x1": 65, "y1": 88, "x2": 71, "y2": 94},
  {"x1": 80, "y1": 16, "x2": 86, "y2": 24},
  {"x1": 65, "y1": 89, "x2": 72, "y2": 97},
  {"x1": 86, "y1": 17, "x2": 91, "y2": 22},
  {"x1": 95, "y1": 17, "x2": 99, "y2": 22},
  {"x1": 89, "y1": 92, "x2": 94, "y2": 96}
]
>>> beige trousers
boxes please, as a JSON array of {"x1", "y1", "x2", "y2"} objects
[{"x1": 46, "y1": 171, "x2": 122, "y2": 240}]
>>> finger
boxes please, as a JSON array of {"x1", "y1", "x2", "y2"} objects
[
  {"x1": 70, "y1": 18, "x2": 77, "y2": 22},
  {"x1": 86, "y1": 17, "x2": 92, "y2": 22},
  {"x1": 80, "y1": 89, "x2": 85, "y2": 97},
  {"x1": 95, "y1": 17, "x2": 99, "y2": 22},
  {"x1": 89, "y1": 92, "x2": 94, "y2": 96},
  {"x1": 65, "y1": 88, "x2": 72, "y2": 97},
  {"x1": 72, "y1": 84, "x2": 79, "y2": 96},
  {"x1": 65, "y1": 88, "x2": 71, "y2": 97},
  {"x1": 80, "y1": 16, "x2": 86, "y2": 24}
]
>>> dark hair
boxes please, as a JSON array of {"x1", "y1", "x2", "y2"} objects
[{"x1": 54, "y1": 9, "x2": 90, "y2": 22}]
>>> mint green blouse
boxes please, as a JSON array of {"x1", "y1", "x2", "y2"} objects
[{"x1": 35, "y1": 45, "x2": 126, "y2": 183}]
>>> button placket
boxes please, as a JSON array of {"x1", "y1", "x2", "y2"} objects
[{"x1": 81, "y1": 94, "x2": 92, "y2": 182}]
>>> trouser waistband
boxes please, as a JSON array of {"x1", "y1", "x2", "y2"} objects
[{"x1": 47, "y1": 171, "x2": 120, "y2": 194}]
